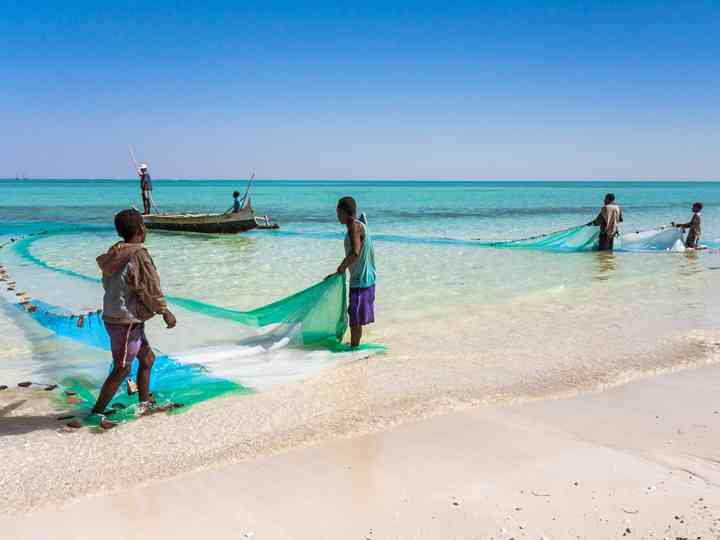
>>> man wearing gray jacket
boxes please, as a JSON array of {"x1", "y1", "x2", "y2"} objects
[{"x1": 90, "y1": 209, "x2": 176, "y2": 428}]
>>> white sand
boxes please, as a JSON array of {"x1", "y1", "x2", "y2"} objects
[{"x1": 2, "y1": 364, "x2": 719, "y2": 539}]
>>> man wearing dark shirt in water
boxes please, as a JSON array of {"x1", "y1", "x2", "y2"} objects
[
  {"x1": 673, "y1": 202, "x2": 703, "y2": 249},
  {"x1": 138, "y1": 164, "x2": 153, "y2": 215}
]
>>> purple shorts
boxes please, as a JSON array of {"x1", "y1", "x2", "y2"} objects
[
  {"x1": 348, "y1": 285, "x2": 375, "y2": 327},
  {"x1": 105, "y1": 322, "x2": 150, "y2": 369}
]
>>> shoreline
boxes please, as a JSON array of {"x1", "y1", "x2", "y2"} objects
[
  {"x1": 2, "y1": 362, "x2": 719, "y2": 538},
  {"x1": 1, "y1": 345, "x2": 718, "y2": 517}
]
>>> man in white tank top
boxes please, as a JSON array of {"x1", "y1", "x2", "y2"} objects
[{"x1": 589, "y1": 193, "x2": 623, "y2": 251}]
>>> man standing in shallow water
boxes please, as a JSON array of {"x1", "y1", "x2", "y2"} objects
[
  {"x1": 673, "y1": 202, "x2": 703, "y2": 249},
  {"x1": 589, "y1": 193, "x2": 623, "y2": 251},
  {"x1": 332, "y1": 196, "x2": 377, "y2": 348}
]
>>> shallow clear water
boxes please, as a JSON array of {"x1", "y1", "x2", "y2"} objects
[{"x1": 1, "y1": 179, "x2": 719, "y2": 416}]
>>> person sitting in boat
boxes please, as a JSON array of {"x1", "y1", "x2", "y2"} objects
[
  {"x1": 138, "y1": 163, "x2": 153, "y2": 215},
  {"x1": 588, "y1": 193, "x2": 623, "y2": 251},
  {"x1": 673, "y1": 202, "x2": 702, "y2": 249},
  {"x1": 224, "y1": 191, "x2": 243, "y2": 214},
  {"x1": 231, "y1": 191, "x2": 242, "y2": 213}
]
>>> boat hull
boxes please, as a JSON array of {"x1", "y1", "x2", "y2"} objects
[
  {"x1": 142, "y1": 204, "x2": 259, "y2": 234},
  {"x1": 144, "y1": 217, "x2": 258, "y2": 234}
]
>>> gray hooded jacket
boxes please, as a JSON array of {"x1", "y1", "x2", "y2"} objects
[{"x1": 96, "y1": 242, "x2": 167, "y2": 325}]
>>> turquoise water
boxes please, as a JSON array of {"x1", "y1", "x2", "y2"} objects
[
  {"x1": 2, "y1": 179, "x2": 719, "y2": 240},
  {"x1": 1, "y1": 179, "x2": 719, "y2": 422}
]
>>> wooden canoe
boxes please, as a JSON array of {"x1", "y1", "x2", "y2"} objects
[{"x1": 142, "y1": 199, "x2": 273, "y2": 234}]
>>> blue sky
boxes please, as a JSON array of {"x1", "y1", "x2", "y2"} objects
[{"x1": 1, "y1": 1, "x2": 719, "y2": 179}]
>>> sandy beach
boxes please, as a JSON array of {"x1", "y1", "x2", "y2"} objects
[
  {"x1": 4, "y1": 0, "x2": 720, "y2": 536},
  {"x1": 3, "y1": 362, "x2": 719, "y2": 538}
]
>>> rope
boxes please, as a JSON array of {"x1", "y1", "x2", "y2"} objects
[{"x1": 625, "y1": 224, "x2": 672, "y2": 235}]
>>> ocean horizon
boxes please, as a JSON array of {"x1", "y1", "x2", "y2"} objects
[{"x1": 3, "y1": 177, "x2": 718, "y2": 182}]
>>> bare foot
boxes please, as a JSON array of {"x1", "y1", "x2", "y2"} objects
[
  {"x1": 98, "y1": 418, "x2": 117, "y2": 430},
  {"x1": 137, "y1": 402, "x2": 172, "y2": 417}
]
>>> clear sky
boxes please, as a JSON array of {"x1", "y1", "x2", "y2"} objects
[{"x1": 1, "y1": 1, "x2": 719, "y2": 180}]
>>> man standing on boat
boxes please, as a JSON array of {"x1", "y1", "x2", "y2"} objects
[
  {"x1": 138, "y1": 163, "x2": 153, "y2": 215},
  {"x1": 588, "y1": 193, "x2": 623, "y2": 251}
]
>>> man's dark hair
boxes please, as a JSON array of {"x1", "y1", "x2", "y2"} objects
[
  {"x1": 114, "y1": 208, "x2": 144, "y2": 241},
  {"x1": 693, "y1": 202, "x2": 703, "y2": 211},
  {"x1": 233, "y1": 191, "x2": 240, "y2": 198},
  {"x1": 605, "y1": 193, "x2": 616, "y2": 203},
  {"x1": 337, "y1": 196, "x2": 357, "y2": 217}
]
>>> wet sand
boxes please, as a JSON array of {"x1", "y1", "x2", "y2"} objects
[{"x1": 2, "y1": 363, "x2": 719, "y2": 539}]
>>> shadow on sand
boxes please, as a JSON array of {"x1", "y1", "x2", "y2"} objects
[{"x1": 0, "y1": 398, "x2": 67, "y2": 437}]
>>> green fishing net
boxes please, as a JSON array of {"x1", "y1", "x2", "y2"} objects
[
  {"x1": 7, "y1": 258, "x2": 382, "y2": 425},
  {"x1": 474, "y1": 224, "x2": 686, "y2": 252},
  {"x1": 170, "y1": 274, "x2": 349, "y2": 347},
  {"x1": 13, "y1": 233, "x2": 358, "y2": 347},
  {"x1": 475, "y1": 225, "x2": 601, "y2": 252}
]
